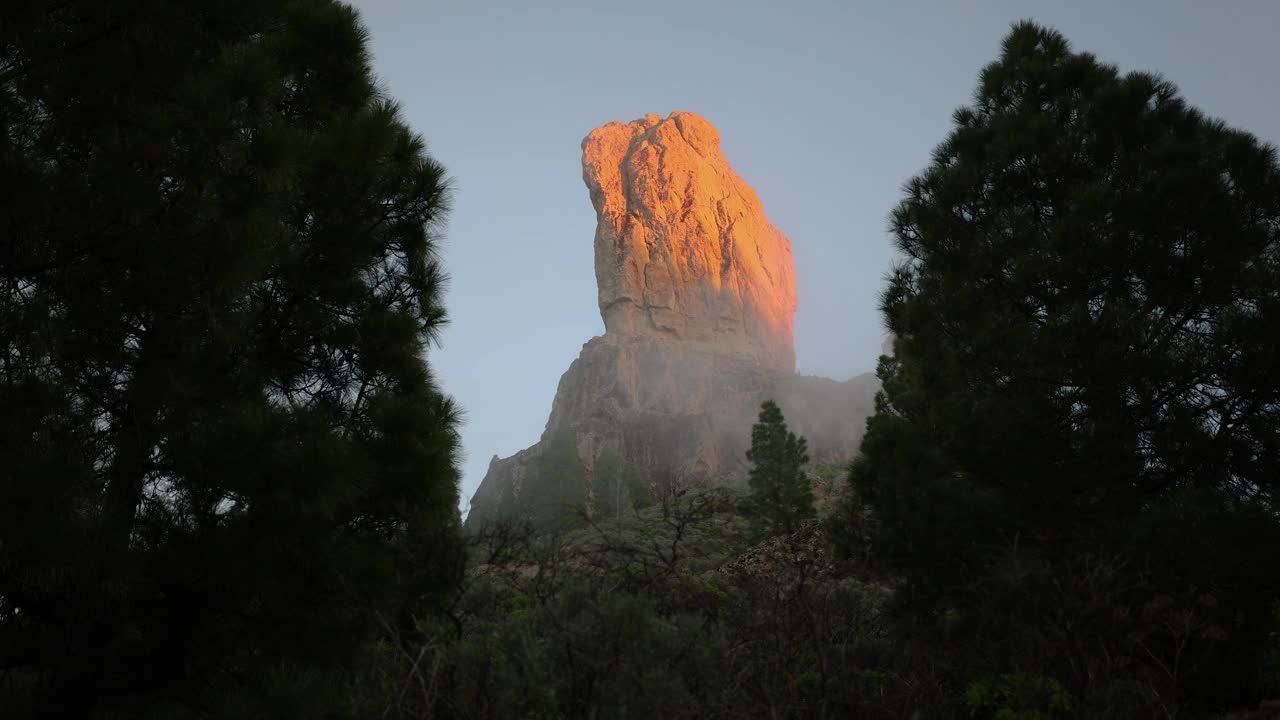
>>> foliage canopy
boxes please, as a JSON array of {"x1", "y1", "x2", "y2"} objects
[
  {"x1": 1, "y1": 0, "x2": 463, "y2": 715},
  {"x1": 747, "y1": 400, "x2": 814, "y2": 537},
  {"x1": 840, "y1": 20, "x2": 1280, "y2": 716}
]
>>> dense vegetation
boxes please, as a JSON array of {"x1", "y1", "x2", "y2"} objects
[
  {"x1": 2, "y1": 6, "x2": 1277, "y2": 719},
  {"x1": 1, "y1": 0, "x2": 462, "y2": 716},
  {"x1": 832, "y1": 21, "x2": 1280, "y2": 718},
  {"x1": 367, "y1": 489, "x2": 900, "y2": 720}
]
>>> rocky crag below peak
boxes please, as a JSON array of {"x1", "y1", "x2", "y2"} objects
[{"x1": 467, "y1": 112, "x2": 877, "y2": 527}]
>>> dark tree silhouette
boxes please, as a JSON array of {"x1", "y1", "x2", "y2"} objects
[
  {"x1": 839, "y1": 21, "x2": 1280, "y2": 716},
  {"x1": 747, "y1": 400, "x2": 814, "y2": 536},
  {"x1": 1, "y1": 1, "x2": 463, "y2": 715}
]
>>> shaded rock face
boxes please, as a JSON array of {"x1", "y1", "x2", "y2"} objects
[{"x1": 467, "y1": 112, "x2": 876, "y2": 527}]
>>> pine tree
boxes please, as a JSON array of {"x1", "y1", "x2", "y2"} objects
[
  {"x1": 746, "y1": 400, "x2": 814, "y2": 536},
  {"x1": 0, "y1": 1, "x2": 463, "y2": 715},
  {"x1": 839, "y1": 21, "x2": 1280, "y2": 714},
  {"x1": 525, "y1": 428, "x2": 589, "y2": 526},
  {"x1": 593, "y1": 446, "x2": 644, "y2": 518}
]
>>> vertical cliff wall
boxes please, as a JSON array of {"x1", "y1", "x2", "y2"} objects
[
  {"x1": 467, "y1": 113, "x2": 876, "y2": 527},
  {"x1": 583, "y1": 112, "x2": 798, "y2": 372}
]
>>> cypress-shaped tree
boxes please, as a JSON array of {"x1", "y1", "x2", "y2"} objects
[
  {"x1": 746, "y1": 400, "x2": 814, "y2": 536},
  {"x1": 839, "y1": 21, "x2": 1280, "y2": 715},
  {"x1": 525, "y1": 428, "x2": 590, "y2": 527},
  {"x1": 593, "y1": 446, "x2": 644, "y2": 518},
  {"x1": 0, "y1": 1, "x2": 463, "y2": 716}
]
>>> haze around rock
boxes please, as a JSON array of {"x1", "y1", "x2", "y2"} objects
[{"x1": 467, "y1": 112, "x2": 877, "y2": 526}]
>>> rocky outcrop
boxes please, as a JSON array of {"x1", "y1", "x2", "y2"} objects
[
  {"x1": 584, "y1": 112, "x2": 797, "y2": 373},
  {"x1": 467, "y1": 112, "x2": 877, "y2": 527}
]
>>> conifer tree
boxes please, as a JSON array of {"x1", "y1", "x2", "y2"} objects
[
  {"x1": 593, "y1": 446, "x2": 644, "y2": 518},
  {"x1": 526, "y1": 428, "x2": 589, "y2": 526},
  {"x1": 746, "y1": 400, "x2": 814, "y2": 536},
  {"x1": 0, "y1": 1, "x2": 463, "y2": 715},
  {"x1": 840, "y1": 21, "x2": 1280, "y2": 714}
]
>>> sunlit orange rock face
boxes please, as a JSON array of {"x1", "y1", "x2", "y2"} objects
[
  {"x1": 583, "y1": 112, "x2": 798, "y2": 372},
  {"x1": 467, "y1": 113, "x2": 878, "y2": 527}
]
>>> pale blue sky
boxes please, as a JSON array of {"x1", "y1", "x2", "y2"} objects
[{"x1": 345, "y1": 0, "x2": 1279, "y2": 514}]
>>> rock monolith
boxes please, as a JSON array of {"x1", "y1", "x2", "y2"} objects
[{"x1": 467, "y1": 112, "x2": 877, "y2": 526}]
